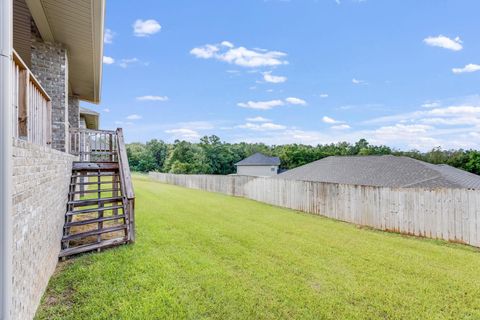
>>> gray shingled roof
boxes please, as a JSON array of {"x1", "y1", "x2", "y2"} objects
[
  {"x1": 235, "y1": 153, "x2": 281, "y2": 166},
  {"x1": 277, "y1": 155, "x2": 480, "y2": 189}
]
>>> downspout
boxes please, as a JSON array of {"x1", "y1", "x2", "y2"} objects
[{"x1": 0, "y1": 0, "x2": 13, "y2": 318}]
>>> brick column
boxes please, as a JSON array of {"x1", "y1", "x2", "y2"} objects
[
  {"x1": 30, "y1": 26, "x2": 69, "y2": 152},
  {"x1": 68, "y1": 96, "x2": 80, "y2": 129}
]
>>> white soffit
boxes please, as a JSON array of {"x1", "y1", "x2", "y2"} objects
[{"x1": 26, "y1": 0, "x2": 105, "y2": 103}]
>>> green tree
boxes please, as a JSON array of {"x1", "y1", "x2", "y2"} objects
[
  {"x1": 164, "y1": 140, "x2": 210, "y2": 174},
  {"x1": 146, "y1": 139, "x2": 169, "y2": 172},
  {"x1": 465, "y1": 151, "x2": 480, "y2": 175}
]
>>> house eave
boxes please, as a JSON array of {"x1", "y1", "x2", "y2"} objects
[
  {"x1": 26, "y1": 0, "x2": 105, "y2": 104},
  {"x1": 80, "y1": 107, "x2": 100, "y2": 130}
]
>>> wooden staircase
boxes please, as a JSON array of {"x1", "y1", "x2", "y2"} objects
[{"x1": 60, "y1": 128, "x2": 135, "y2": 258}]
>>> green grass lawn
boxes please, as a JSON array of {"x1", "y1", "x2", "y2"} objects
[{"x1": 36, "y1": 174, "x2": 480, "y2": 320}]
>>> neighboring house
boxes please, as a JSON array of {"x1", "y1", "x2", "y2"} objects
[
  {"x1": 278, "y1": 155, "x2": 480, "y2": 189},
  {"x1": 1, "y1": 1, "x2": 135, "y2": 319},
  {"x1": 235, "y1": 153, "x2": 281, "y2": 177}
]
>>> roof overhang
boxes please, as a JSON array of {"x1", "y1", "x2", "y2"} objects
[
  {"x1": 80, "y1": 107, "x2": 99, "y2": 130},
  {"x1": 26, "y1": 0, "x2": 105, "y2": 103}
]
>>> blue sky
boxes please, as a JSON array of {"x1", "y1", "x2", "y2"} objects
[{"x1": 86, "y1": 0, "x2": 480, "y2": 151}]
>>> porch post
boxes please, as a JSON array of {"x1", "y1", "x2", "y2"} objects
[{"x1": 0, "y1": 0, "x2": 13, "y2": 318}]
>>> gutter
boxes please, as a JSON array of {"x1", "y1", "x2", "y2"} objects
[{"x1": 0, "y1": 0, "x2": 13, "y2": 318}]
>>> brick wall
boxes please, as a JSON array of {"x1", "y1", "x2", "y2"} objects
[
  {"x1": 11, "y1": 138, "x2": 76, "y2": 320},
  {"x1": 30, "y1": 21, "x2": 69, "y2": 152},
  {"x1": 68, "y1": 96, "x2": 80, "y2": 129}
]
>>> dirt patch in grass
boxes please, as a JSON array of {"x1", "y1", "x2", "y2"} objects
[{"x1": 42, "y1": 286, "x2": 75, "y2": 310}]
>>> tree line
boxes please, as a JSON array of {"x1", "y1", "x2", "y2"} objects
[{"x1": 127, "y1": 136, "x2": 480, "y2": 175}]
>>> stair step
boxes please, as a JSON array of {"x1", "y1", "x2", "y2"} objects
[
  {"x1": 71, "y1": 173, "x2": 119, "y2": 178},
  {"x1": 72, "y1": 162, "x2": 119, "y2": 171},
  {"x1": 67, "y1": 205, "x2": 124, "y2": 216},
  {"x1": 69, "y1": 188, "x2": 121, "y2": 195},
  {"x1": 71, "y1": 181, "x2": 119, "y2": 186},
  {"x1": 59, "y1": 237, "x2": 128, "y2": 258},
  {"x1": 68, "y1": 196, "x2": 123, "y2": 207},
  {"x1": 62, "y1": 225, "x2": 127, "y2": 242},
  {"x1": 65, "y1": 214, "x2": 126, "y2": 227},
  {"x1": 78, "y1": 151, "x2": 117, "y2": 155}
]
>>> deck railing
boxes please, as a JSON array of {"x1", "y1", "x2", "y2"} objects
[
  {"x1": 69, "y1": 128, "x2": 118, "y2": 162},
  {"x1": 116, "y1": 128, "x2": 136, "y2": 242},
  {"x1": 12, "y1": 50, "x2": 52, "y2": 146}
]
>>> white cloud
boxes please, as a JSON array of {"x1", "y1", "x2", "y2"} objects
[
  {"x1": 423, "y1": 35, "x2": 463, "y2": 51},
  {"x1": 238, "y1": 100, "x2": 285, "y2": 110},
  {"x1": 165, "y1": 128, "x2": 200, "y2": 140},
  {"x1": 366, "y1": 104, "x2": 480, "y2": 125},
  {"x1": 103, "y1": 56, "x2": 115, "y2": 64},
  {"x1": 263, "y1": 72, "x2": 287, "y2": 83},
  {"x1": 237, "y1": 122, "x2": 286, "y2": 131},
  {"x1": 246, "y1": 116, "x2": 271, "y2": 122},
  {"x1": 285, "y1": 97, "x2": 307, "y2": 105},
  {"x1": 118, "y1": 58, "x2": 139, "y2": 68},
  {"x1": 371, "y1": 124, "x2": 440, "y2": 150},
  {"x1": 171, "y1": 121, "x2": 214, "y2": 131},
  {"x1": 126, "y1": 114, "x2": 142, "y2": 120},
  {"x1": 136, "y1": 95, "x2": 169, "y2": 101},
  {"x1": 133, "y1": 19, "x2": 161, "y2": 37},
  {"x1": 428, "y1": 105, "x2": 480, "y2": 116},
  {"x1": 103, "y1": 108, "x2": 110, "y2": 113},
  {"x1": 322, "y1": 116, "x2": 342, "y2": 124},
  {"x1": 238, "y1": 97, "x2": 306, "y2": 110},
  {"x1": 261, "y1": 123, "x2": 286, "y2": 130},
  {"x1": 227, "y1": 109, "x2": 480, "y2": 151},
  {"x1": 222, "y1": 47, "x2": 288, "y2": 67},
  {"x1": 420, "y1": 117, "x2": 480, "y2": 126},
  {"x1": 352, "y1": 78, "x2": 367, "y2": 85},
  {"x1": 190, "y1": 42, "x2": 288, "y2": 68},
  {"x1": 104, "y1": 56, "x2": 146, "y2": 68},
  {"x1": 360, "y1": 97, "x2": 480, "y2": 149},
  {"x1": 331, "y1": 124, "x2": 351, "y2": 130},
  {"x1": 319, "y1": 93, "x2": 329, "y2": 98},
  {"x1": 190, "y1": 45, "x2": 219, "y2": 59},
  {"x1": 104, "y1": 29, "x2": 115, "y2": 44},
  {"x1": 221, "y1": 41, "x2": 234, "y2": 48},
  {"x1": 452, "y1": 64, "x2": 480, "y2": 74},
  {"x1": 374, "y1": 124, "x2": 433, "y2": 138},
  {"x1": 421, "y1": 101, "x2": 440, "y2": 108}
]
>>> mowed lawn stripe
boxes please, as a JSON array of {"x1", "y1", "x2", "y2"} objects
[{"x1": 36, "y1": 174, "x2": 480, "y2": 320}]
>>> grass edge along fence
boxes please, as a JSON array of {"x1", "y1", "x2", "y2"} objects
[{"x1": 149, "y1": 172, "x2": 480, "y2": 248}]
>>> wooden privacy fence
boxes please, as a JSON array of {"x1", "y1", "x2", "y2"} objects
[
  {"x1": 149, "y1": 173, "x2": 480, "y2": 248},
  {"x1": 150, "y1": 173, "x2": 257, "y2": 197}
]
